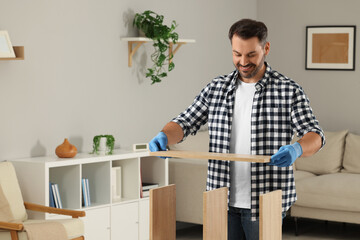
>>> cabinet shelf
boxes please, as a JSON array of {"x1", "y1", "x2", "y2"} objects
[
  {"x1": 121, "y1": 37, "x2": 195, "y2": 67},
  {"x1": 0, "y1": 46, "x2": 24, "y2": 60}
]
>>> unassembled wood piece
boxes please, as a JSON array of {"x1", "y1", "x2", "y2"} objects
[
  {"x1": 259, "y1": 190, "x2": 282, "y2": 240},
  {"x1": 150, "y1": 184, "x2": 176, "y2": 240},
  {"x1": 203, "y1": 187, "x2": 228, "y2": 240},
  {"x1": 150, "y1": 150, "x2": 271, "y2": 163}
]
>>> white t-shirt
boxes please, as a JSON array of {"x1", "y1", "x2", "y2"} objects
[{"x1": 229, "y1": 80, "x2": 256, "y2": 209}]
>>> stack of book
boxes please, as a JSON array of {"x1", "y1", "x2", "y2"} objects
[
  {"x1": 82, "y1": 178, "x2": 91, "y2": 207},
  {"x1": 49, "y1": 182, "x2": 62, "y2": 208},
  {"x1": 141, "y1": 182, "x2": 159, "y2": 198}
]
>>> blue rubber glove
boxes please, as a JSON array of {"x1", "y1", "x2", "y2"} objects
[
  {"x1": 269, "y1": 142, "x2": 303, "y2": 167},
  {"x1": 149, "y1": 132, "x2": 168, "y2": 159}
]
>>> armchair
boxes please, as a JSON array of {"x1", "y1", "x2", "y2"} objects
[{"x1": 0, "y1": 161, "x2": 85, "y2": 240}]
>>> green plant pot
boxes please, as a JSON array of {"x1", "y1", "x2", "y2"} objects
[{"x1": 92, "y1": 135, "x2": 115, "y2": 155}]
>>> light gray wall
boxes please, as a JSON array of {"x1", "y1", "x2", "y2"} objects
[
  {"x1": 0, "y1": 0, "x2": 257, "y2": 159},
  {"x1": 258, "y1": 0, "x2": 360, "y2": 134}
]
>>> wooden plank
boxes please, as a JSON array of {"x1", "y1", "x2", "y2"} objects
[
  {"x1": 150, "y1": 150, "x2": 270, "y2": 163},
  {"x1": 259, "y1": 190, "x2": 282, "y2": 240},
  {"x1": 203, "y1": 187, "x2": 227, "y2": 240},
  {"x1": 150, "y1": 184, "x2": 176, "y2": 240}
]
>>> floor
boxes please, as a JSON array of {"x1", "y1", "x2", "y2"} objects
[{"x1": 176, "y1": 217, "x2": 360, "y2": 240}]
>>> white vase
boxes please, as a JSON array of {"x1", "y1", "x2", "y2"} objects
[{"x1": 98, "y1": 137, "x2": 107, "y2": 155}]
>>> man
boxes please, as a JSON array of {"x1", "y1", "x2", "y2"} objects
[{"x1": 149, "y1": 19, "x2": 325, "y2": 240}]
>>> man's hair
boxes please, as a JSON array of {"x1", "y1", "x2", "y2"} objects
[{"x1": 228, "y1": 19, "x2": 268, "y2": 46}]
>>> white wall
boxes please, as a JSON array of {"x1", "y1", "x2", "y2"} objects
[
  {"x1": 258, "y1": 0, "x2": 360, "y2": 134},
  {"x1": 0, "y1": 0, "x2": 257, "y2": 159}
]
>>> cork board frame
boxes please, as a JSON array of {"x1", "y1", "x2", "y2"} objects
[{"x1": 306, "y1": 25, "x2": 356, "y2": 70}]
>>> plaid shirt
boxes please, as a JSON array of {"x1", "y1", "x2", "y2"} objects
[{"x1": 172, "y1": 63, "x2": 325, "y2": 221}]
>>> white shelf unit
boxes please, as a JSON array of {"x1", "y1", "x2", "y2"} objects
[{"x1": 10, "y1": 149, "x2": 168, "y2": 240}]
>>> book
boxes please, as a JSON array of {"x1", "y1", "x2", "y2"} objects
[
  {"x1": 142, "y1": 183, "x2": 159, "y2": 191},
  {"x1": 141, "y1": 182, "x2": 159, "y2": 198},
  {"x1": 52, "y1": 184, "x2": 59, "y2": 208},
  {"x1": 49, "y1": 182, "x2": 55, "y2": 208},
  {"x1": 142, "y1": 190, "x2": 150, "y2": 197},
  {"x1": 54, "y1": 183, "x2": 62, "y2": 209},
  {"x1": 86, "y1": 178, "x2": 91, "y2": 206},
  {"x1": 82, "y1": 178, "x2": 88, "y2": 207},
  {"x1": 111, "y1": 167, "x2": 122, "y2": 201},
  {"x1": 51, "y1": 183, "x2": 62, "y2": 208}
]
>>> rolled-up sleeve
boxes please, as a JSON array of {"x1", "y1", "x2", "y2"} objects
[
  {"x1": 291, "y1": 86, "x2": 325, "y2": 148},
  {"x1": 172, "y1": 84, "x2": 210, "y2": 141}
]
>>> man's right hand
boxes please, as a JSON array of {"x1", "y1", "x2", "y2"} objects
[{"x1": 149, "y1": 132, "x2": 168, "y2": 152}]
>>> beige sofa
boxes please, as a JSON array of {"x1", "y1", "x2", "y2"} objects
[{"x1": 291, "y1": 130, "x2": 360, "y2": 233}]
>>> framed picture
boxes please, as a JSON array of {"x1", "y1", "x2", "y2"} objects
[
  {"x1": 306, "y1": 25, "x2": 356, "y2": 70},
  {"x1": 0, "y1": 31, "x2": 16, "y2": 58}
]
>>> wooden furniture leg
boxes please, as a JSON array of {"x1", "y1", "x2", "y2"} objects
[
  {"x1": 203, "y1": 187, "x2": 228, "y2": 240},
  {"x1": 259, "y1": 190, "x2": 282, "y2": 240},
  {"x1": 10, "y1": 231, "x2": 19, "y2": 240},
  {"x1": 150, "y1": 184, "x2": 176, "y2": 240}
]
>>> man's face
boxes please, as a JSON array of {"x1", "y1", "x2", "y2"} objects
[{"x1": 231, "y1": 35, "x2": 270, "y2": 83}]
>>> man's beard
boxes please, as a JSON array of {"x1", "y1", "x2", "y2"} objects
[{"x1": 237, "y1": 54, "x2": 265, "y2": 79}]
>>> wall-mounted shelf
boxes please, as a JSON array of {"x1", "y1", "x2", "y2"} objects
[
  {"x1": 121, "y1": 37, "x2": 195, "y2": 67},
  {"x1": 0, "y1": 46, "x2": 25, "y2": 60}
]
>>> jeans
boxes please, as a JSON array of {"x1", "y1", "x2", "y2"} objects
[{"x1": 228, "y1": 207, "x2": 286, "y2": 240}]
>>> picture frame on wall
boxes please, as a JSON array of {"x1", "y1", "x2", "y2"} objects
[
  {"x1": 306, "y1": 25, "x2": 356, "y2": 70},
  {"x1": 0, "y1": 30, "x2": 16, "y2": 58}
]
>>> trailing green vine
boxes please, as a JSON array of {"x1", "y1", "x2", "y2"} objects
[
  {"x1": 91, "y1": 135, "x2": 115, "y2": 155},
  {"x1": 133, "y1": 10, "x2": 179, "y2": 84}
]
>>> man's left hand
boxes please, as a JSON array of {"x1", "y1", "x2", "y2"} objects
[{"x1": 269, "y1": 142, "x2": 303, "y2": 167}]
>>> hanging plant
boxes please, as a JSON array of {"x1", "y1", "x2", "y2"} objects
[{"x1": 133, "y1": 10, "x2": 179, "y2": 84}]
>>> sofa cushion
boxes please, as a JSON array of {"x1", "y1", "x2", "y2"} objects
[
  {"x1": 293, "y1": 170, "x2": 316, "y2": 182},
  {"x1": 342, "y1": 133, "x2": 360, "y2": 174},
  {"x1": 295, "y1": 173, "x2": 360, "y2": 212},
  {"x1": 295, "y1": 130, "x2": 348, "y2": 175}
]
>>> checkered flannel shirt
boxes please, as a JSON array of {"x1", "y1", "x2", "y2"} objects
[{"x1": 172, "y1": 63, "x2": 325, "y2": 221}]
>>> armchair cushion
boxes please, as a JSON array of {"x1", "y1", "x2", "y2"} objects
[
  {"x1": 0, "y1": 218, "x2": 84, "y2": 240},
  {"x1": 0, "y1": 162, "x2": 27, "y2": 222}
]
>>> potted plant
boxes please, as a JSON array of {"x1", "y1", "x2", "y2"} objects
[
  {"x1": 91, "y1": 135, "x2": 115, "y2": 155},
  {"x1": 133, "y1": 10, "x2": 179, "y2": 84}
]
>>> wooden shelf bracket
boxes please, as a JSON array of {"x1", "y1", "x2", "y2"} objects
[
  {"x1": 128, "y1": 41, "x2": 146, "y2": 67},
  {"x1": 122, "y1": 37, "x2": 195, "y2": 67},
  {"x1": 169, "y1": 42, "x2": 187, "y2": 63}
]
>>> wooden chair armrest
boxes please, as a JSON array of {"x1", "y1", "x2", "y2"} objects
[
  {"x1": 24, "y1": 202, "x2": 85, "y2": 218},
  {"x1": 0, "y1": 221, "x2": 23, "y2": 231}
]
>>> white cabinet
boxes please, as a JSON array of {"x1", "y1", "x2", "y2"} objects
[
  {"x1": 111, "y1": 202, "x2": 139, "y2": 240},
  {"x1": 83, "y1": 207, "x2": 111, "y2": 240},
  {"x1": 139, "y1": 199, "x2": 150, "y2": 240},
  {"x1": 10, "y1": 150, "x2": 168, "y2": 240}
]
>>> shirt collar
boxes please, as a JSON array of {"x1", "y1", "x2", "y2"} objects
[
  {"x1": 232, "y1": 62, "x2": 272, "y2": 92},
  {"x1": 255, "y1": 62, "x2": 272, "y2": 91}
]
